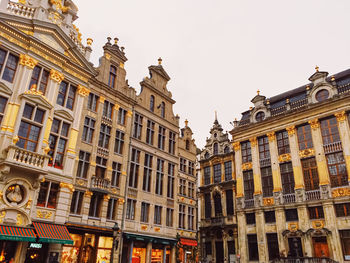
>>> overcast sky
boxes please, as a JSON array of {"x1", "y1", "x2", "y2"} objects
[{"x1": 74, "y1": 0, "x2": 350, "y2": 149}]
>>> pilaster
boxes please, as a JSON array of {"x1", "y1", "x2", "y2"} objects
[
  {"x1": 233, "y1": 142, "x2": 244, "y2": 198},
  {"x1": 267, "y1": 131, "x2": 282, "y2": 192},
  {"x1": 335, "y1": 111, "x2": 350, "y2": 183},
  {"x1": 275, "y1": 207, "x2": 287, "y2": 254},
  {"x1": 287, "y1": 125, "x2": 304, "y2": 190},
  {"x1": 55, "y1": 183, "x2": 74, "y2": 224},
  {"x1": 297, "y1": 205, "x2": 312, "y2": 257},
  {"x1": 237, "y1": 212, "x2": 247, "y2": 263},
  {"x1": 250, "y1": 137, "x2": 262, "y2": 195},
  {"x1": 256, "y1": 210, "x2": 268, "y2": 262}
]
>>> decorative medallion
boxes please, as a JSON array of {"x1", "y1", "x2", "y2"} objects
[
  {"x1": 19, "y1": 54, "x2": 38, "y2": 69},
  {"x1": 286, "y1": 126, "x2": 296, "y2": 136},
  {"x1": 141, "y1": 225, "x2": 148, "y2": 231},
  {"x1": 36, "y1": 210, "x2": 52, "y2": 219},
  {"x1": 279, "y1": 153, "x2": 292, "y2": 163},
  {"x1": 249, "y1": 137, "x2": 257, "y2": 147},
  {"x1": 155, "y1": 227, "x2": 160, "y2": 232},
  {"x1": 288, "y1": 222, "x2": 299, "y2": 232},
  {"x1": 77, "y1": 179, "x2": 85, "y2": 186},
  {"x1": 50, "y1": 69, "x2": 64, "y2": 83},
  {"x1": 312, "y1": 220, "x2": 325, "y2": 229},
  {"x1": 5, "y1": 184, "x2": 24, "y2": 204},
  {"x1": 263, "y1": 197, "x2": 274, "y2": 206},
  {"x1": 332, "y1": 187, "x2": 350, "y2": 198},
  {"x1": 267, "y1": 132, "x2": 276, "y2": 142},
  {"x1": 299, "y1": 148, "x2": 315, "y2": 158},
  {"x1": 233, "y1": 142, "x2": 240, "y2": 152},
  {"x1": 241, "y1": 162, "x2": 253, "y2": 171},
  {"x1": 59, "y1": 183, "x2": 74, "y2": 192},
  {"x1": 335, "y1": 111, "x2": 346, "y2": 122},
  {"x1": 308, "y1": 119, "x2": 320, "y2": 129}
]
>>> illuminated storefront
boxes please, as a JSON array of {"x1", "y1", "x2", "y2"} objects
[{"x1": 178, "y1": 238, "x2": 198, "y2": 263}]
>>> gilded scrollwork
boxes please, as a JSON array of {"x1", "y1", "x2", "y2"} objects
[
  {"x1": 249, "y1": 137, "x2": 257, "y2": 147},
  {"x1": 278, "y1": 153, "x2": 292, "y2": 163},
  {"x1": 286, "y1": 125, "x2": 296, "y2": 136},
  {"x1": 335, "y1": 111, "x2": 346, "y2": 122},
  {"x1": 233, "y1": 142, "x2": 240, "y2": 152},
  {"x1": 263, "y1": 197, "x2": 274, "y2": 206},
  {"x1": 77, "y1": 85, "x2": 90, "y2": 97},
  {"x1": 299, "y1": 148, "x2": 315, "y2": 158},
  {"x1": 19, "y1": 54, "x2": 38, "y2": 69},
  {"x1": 308, "y1": 119, "x2": 320, "y2": 129},
  {"x1": 50, "y1": 69, "x2": 64, "y2": 83},
  {"x1": 332, "y1": 187, "x2": 350, "y2": 198},
  {"x1": 241, "y1": 162, "x2": 252, "y2": 171},
  {"x1": 267, "y1": 132, "x2": 276, "y2": 142}
]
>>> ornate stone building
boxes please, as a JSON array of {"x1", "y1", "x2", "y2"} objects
[
  {"x1": 199, "y1": 117, "x2": 237, "y2": 263},
  {"x1": 231, "y1": 67, "x2": 350, "y2": 262}
]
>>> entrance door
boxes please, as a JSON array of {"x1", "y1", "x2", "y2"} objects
[
  {"x1": 215, "y1": 241, "x2": 224, "y2": 263},
  {"x1": 288, "y1": 237, "x2": 303, "y2": 257},
  {"x1": 313, "y1": 237, "x2": 330, "y2": 257}
]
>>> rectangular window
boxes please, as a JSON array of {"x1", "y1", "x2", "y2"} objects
[
  {"x1": 89, "y1": 193, "x2": 103, "y2": 218},
  {"x1": 188, "y1": 182, "x2": 195, "y2": 198},
  {"x1": 267, "y1": 233, "x2": 279, "y2": 261},
  {"x1": 0, "y1": 96, "x2": 8, "y2": 124},
  {"x1": 261, "y1": 166, "x2": 273, "y2": 197},
  {"x1": 98, "y1": 124, "x2": 111, "y2": 149},
  {"x1": 247, "y1": 234, "x2": 259, "y2": 261},
  {"x1": 224, "y1": 161, "x2": 232, "y2": 181},
  {"x1": 169, "y1": 131, "x2": 176, "y2": 154},
  {"x1": 179, "y1": 179, "x2": 186, "y2": 196},
  {"x1": 166, "y1": 208, "x2": 173, "y2": 227},
  {"x1": 179, "y1": 204, "x2": 185, "y2": 228},
  {"x1": 155, "y1": 159, "x2": 164, "y2": 195},
  {"x1": 142, "y1": 153, "x2": 153, "y2": 192},
  {"x1": 204, "y1": 166, "x2": 211, "y2": 185},
  {"x1": 188, "y1": 207, "x2": 194, "y2": 230},
  {"x1": 180, "y1": 158, "x2": 187, "y2": 173},
  {"x1": 340, "y1": 230, "x2": 350, "y2": 261},
  {"x1": 335, "y1": 203, "x2": 350, "y2": 217},
  {"x1": 213, "y1": 164, "x2": 221, "y2": 183},
  {"x1": 102, "y1": 100, "x2": 114, "y2": 119},
  {"x1": 326, "y1": 152, "x2": 348, "y2": 187},
  {"x1": 48, "y1": 118, "x2": 70, "y2": 169},
  {"x1": 70, "y1": 190, "x2": 84, "y2": 215},
  {"x1": 56, "y1": 81, "x2": 77, "y2": 110},
  {"x1": 154, "y1": 205, "x2": 162, "y2": 225},
  {"x1": 243, "y1": 170, "x2": 254, "y2": 200},
  {"x1": 321, "y1": 117, "x2": 341, "y2": 145},
  {"x1": 167, "y1": 163, "x2": 175, "y2": 198},
  {"x1": 76, "y1": 151, "x2": 90, "y2": 179},
  {"x1": 111, "y1": 162, "x2": 121, "y2": 187},
  {"x1": 114, "y1": 130, "x2": 124, "y2": 154},
  {"x1": 146, "y1": 120, "x2": 155, "y2": 145},
  {"x1": 226, "y1": 190, "x2": 234, "y2": 216},
  {"x1": 87, "y1": 93, "x2": 99, "y2": 111},
  {"x1": 133, "y1": 113, "x2": 143, "y2": 139},
  {"x1": 285, "y1": 209, "x2": 298, "y2": 221},
  {"x1": 241, "y1": 141, "x2": 252, "y2": 163},
  {"x1": 82, "y1": 117, "x2": 95, "y2": 143},
  {"x1": 280, "y1": 162, "x2": 295, "y2": 194},
  {"x1": 29, "y1": 65, "x2": 49, "y2": 94},
  {"x1": 297, "y1": 124, "x2": 313, "y2": 150},
  {"x1": 308, "y1": 206, "x2": 324, "y2": 219},
  {"x1": 126, "y1": 199, "x2": 136, "y2": 220},
  {"x1": 129, "y1": 149, "x2": 140, "y2": 188},
  {"x1": 264, "y1": 211, "x2": 276, "y2": 223},
  {"x1": 188, "y1": 161, "x2": 195, "y2": 176},
  {"x1": 158, "y1": 126, "x2": 166, "y2": 150},
  {"x1": 258, "y1": 136, "x2": 270, "y2": 160},
  {"x1": 95, "y1": 156, "x2": 107, "y2": 178},
  {"x1": 117, "y1": 107, "x2": 127, "y2": 125},
  {"x1": 140, "y1": 202, "x2": 150, "y2": 223},
  {"x1": 246, "y1": 213, "x2": 256, "y2": 225},
  {"x1": 276, "y1": 130, "x2": 290, "y2": 155},
  {"x1": 204, "y1": 193, "x2": 211, "y2": 219},
  {"x1": 1, "y1": 51, "x2": 18, "y2": 83},
  {"x1": 107, "y1": 198, "x2": 118, "y2": 220},
  {"x1": 17, "y1": 104, "x2": 45, "y2": 152},
  {"x1": 37, "y1": 181, "x2": 59, "y2": 208},
  {"x1": 302, "y1": 158, "x2": 319, "y2": 191}
]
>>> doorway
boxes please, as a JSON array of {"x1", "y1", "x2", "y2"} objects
[
  {"x1": 288, "y1": 237, "x2": 303, "y2": 257},
  {"x1": 313, "y1": 237, "x2": 329, "y2": 257},
  {"x1": 215, "y1": 241, "x2": 224, "y2": 263}
]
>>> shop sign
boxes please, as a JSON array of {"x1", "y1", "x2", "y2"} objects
[{"x1": 29, "y1": 243, "x2": 42, "y2": 249}]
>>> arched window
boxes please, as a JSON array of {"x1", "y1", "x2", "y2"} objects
[
  {"x1": 150, "y1": 95, "x2": 155, "y2": 112},
  {"x1": 224, "y1": 146, "x2": 230, "y2": 154},
  {"x1": 213, "y1": 143, "x2": 218, "y2": 155},
  {"x1": 186, "y1": 140, "x2": 190, "y2": 150},
  {"x1": 160, "y1": 102, "x2": 165, "y2": 118},
  {"x1": 255, "y1": 111, "x2": 265, "y2": 122},
  {"x1": 214, "y1": 192, "x2": 222, "y2": 217},
  {"x1": 108, "y1": 65, "x2": 116, "y2": 88},
  {"x1": 316, "y1": 89, "x2": 329, "y2": 102}
]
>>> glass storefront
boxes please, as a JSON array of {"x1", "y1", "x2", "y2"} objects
[
  {"x1": 96, "y1": 236, "x2": 112, "y2": 263},
  {"x1": 62, "y1": 234, "x2": 82, "y2": 263},
  {"x1": 132, "y1": 248, "x2": 146, "y2": 263},
  {"x1": 0, "y1": 240, "x2": 17, "y2": 262},
  {"x1": 151, "y1": 249, "x2": 163, "y2": 263},
  {"x1": 25, "y1": 243, "x2": 49, "y2": 263}
]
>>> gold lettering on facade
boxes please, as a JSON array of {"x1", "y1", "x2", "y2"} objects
[
  {"x1": 286, "y1": 125, "x2": 296, "y2": 136},
  {"x1": 77, "y1": 85, "x2": 90, "y2": 97},
  {"x1": 19, "y1": 54, "x2": 38, "y2": 69},
  {"x1": 267, "y1": 132, "x2": 275, "y2": 142},
  {"x1": 308, "y1": 119, "x2": 320, "y2": 129},
  {"x1": 335, "y1": 111, "x2": 346, "y2": 122},
  {"x1": 233, "y1": 142, "x2": 240, "y2": 152},
  {"x1": 50, "y1": 69, "x2": 64, "y2": 83}
]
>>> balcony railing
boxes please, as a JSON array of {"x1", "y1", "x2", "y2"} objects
[
  {"x1": 7, "y1": 1, "x2": 35, "y2": 18},
  {"x1": 305, "y1": 189, "x2": 321, "y2": 201},
  {"x1": 338, "y1": 84, "x2": 350, "y2": 94},
  {"x1": 323, "y1": 141, "x2": 342, "y2": 154},
  {"x1": 97, "y1": 146, "x2": 109, "y2": 156},
  {"x1": 90, "y1": 176, "x2": 110, "y2": 191},
  {"x1": 290, "y1": 98, "x2": 308, "y2": 110},
  {"x1": 283, "y1": 193, "x2": 296, "y2": 204},
  {"x1": 244, "y1": 199, "x2": 254, "y2": 208},
  {"x1": 271, "y1": 105, "x2": 287, "y2": 116}
]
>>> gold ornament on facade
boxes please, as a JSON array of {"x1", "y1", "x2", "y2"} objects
[
  {"x1": 299, "y1": 148, "x2": 315, "y2": 158},
  {"x1": 50, "y1": 0, "x2": 69, "y2": 12},
  {"x1": 77, "y1": 179, "x2": 85, "y2": 186},
  {"x1": 105, "y1": 53, "x2": 111, "y2": 60},
  {"x1": 77, "y1": 85, "x2": 90, "y2": 97},
  {"x1": 0, "y1": 211, "x2": 5, "y2": 224},
  {"x1": 118, "y1": 198, "x2": 125, "y2": 204},
  {"x1": 232, "y1": 142, "x2": 240, "y2": 152},
  {"x1": 286, "y1": 125, "x2": 296, "y2": 136},
  {"x1": 288, "y1": 222, "x2": 299, "y2": 232},
  {"x1": 111, "y1": 188, "x2": 117, "y2": 194},
  {"x1": 50, "y1": 69, "x2": 64, "y2": 83},
  {"x1": 72, "y1": 25, "x2": 82, "y2": 42},
  {"x1": 334, "y1": 111, "x2": 346, "y2": 122},
  {"x1": 241, "y1": 162, "x2": 253, "y2": 171},
  {"x1": 263, "y1": 197, "x2": 274, "y2": 206},
  {"x1": 267, "y1": 132, "x2": 276, "y2": 142},
  {"x1": 127, "y1": 110, "x2": 133, "y2": 117},
  {"x1": 16, "y1": 214, "x2": 23, "y2": 226},
  {"x1": 119, "y1": 62, "x2": 124, "y2": 69},
  {"x1": 278, "y1": 153, "x2": 292, "y2": 163},
  {"x1": 26, "y1": 199, "x2": 32, "y2": 209},
  {"x1": 90, "y1": 161, "x2": 96, "y2": 167},
  {"x1": 12, "y1": 135, "x2": 19, "y2": 145},
  {"x1": 308, "y1": 119, "x2": 320, "y2": 129},
  {"x1": 99, "y1": 96, "x2": 105, "y2": 104},
  {"x1": 19, "y1": 54, "x2": 38, "y2": 69},
  {"x1": 113, "y1": 104, "x2": 120, "y2": 111},
  {"x1": 18, "y1": 0, "x2": 26, "y2": 4},
  {"x1": 59, "y1": 182, "x2": 74, "y2": 192},
  {"x1": 249, "y1": 137, "x2": 257, "y2": 147},
  {"x1": 43, "y1": 146, "x2": 51, "y2": 154},
  {"x1": 85, "y1": 191, "x2": 93, "y2": 197},
  {"x1": 331, "y1": 75, "x2": 335, "y2": 81},
  {"x1": 141, "y1": 225, "x2": 148, "y2": 231},
  {"x1": 312, "y1": 220, "x2": 325, "y2": 229},
  {"x1": 86, "y1": 38, "x2": 93, "y2": 46},
  {"x1": 155, "y1": 227, "x2": 160, "y2": 232},
  {"x1": 332, "y1": 187, "x2": 350, "y2": 198},
  {"x1": 104, "y1": 195, "x2": 110, "y2": 201},
  {"x1": 37, "y1": 210, "x2": 52, "y2": 219}
]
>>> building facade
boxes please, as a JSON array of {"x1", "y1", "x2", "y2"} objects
[
  {"x1": 199, "y1": 117, "x2": 237, "y2": 263},
  {"x1": 231, "y1": 68, "x2": 350, "y2": 262}
]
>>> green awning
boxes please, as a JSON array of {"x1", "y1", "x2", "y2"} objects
[
  {"x1": 124, "y1": 233, "x2": 177, "y2": 245},
  {"x1": 0, "y1": 225, "x2": 36, "y2": 242},
  {"x1": 33, "y1": 222, "x2": 73, "y2": 245}
]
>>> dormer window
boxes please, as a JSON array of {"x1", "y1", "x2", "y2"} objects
[
  {"x1": 316, "y1": 89, "x2": 329, "y2": 102},
  {"x1": 214, "y1": 133, "x2": 217, "y2": 138},
  {"x1": 160, "y1": 102, "x2": 165, "y2": 118},
  {"x1": 108, "y1": 65, "x2": 117, "y2": 88},
  {"x1": 213, "y1": 143, "x2": 218, "y2": 155},
  {"x1": 255, "y1": 111, "x2": 265, "y2": 122},
  {"x1": 150, "y1": 95, "x2": 155, "y2": 112}
]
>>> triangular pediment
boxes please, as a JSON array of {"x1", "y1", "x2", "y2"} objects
[
  {"x1": 54, "y1": 109, "x2": 74, "y2": 122},
  {"x1": 20, "y1": 92, "x2": 53, "y2": 110},
  {"x1": 0, "y1": 82, "x2": 13, "y2": 96}
]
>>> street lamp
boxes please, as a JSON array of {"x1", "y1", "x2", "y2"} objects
[{"x1": 111, "y1": 222, "x2": 120, "y2": 263}]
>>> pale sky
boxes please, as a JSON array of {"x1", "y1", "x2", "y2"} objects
[{"x1": 74, "y1": 0, "x2": 350, "y2": 149}]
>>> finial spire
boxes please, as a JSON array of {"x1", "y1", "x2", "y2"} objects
[
  {"x1": 158, "y1": 57, "x2": 162, "y2": 65},
  {"x1": 215, "y1": 110, "x2": 218, "y2": 121},
  {"x1": 185, "y1": 119, "x2": 188, "y2": 127},
  {"x1": 315, "y1": 65, "x2": 319, "y2": 72},
  {"x1": 257, "y1": 89, "x2": 260, "y2": 95}
]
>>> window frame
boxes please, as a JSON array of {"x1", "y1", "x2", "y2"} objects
[{"x1": 56, "y1": 80, "x2": 77, "y2": 110}]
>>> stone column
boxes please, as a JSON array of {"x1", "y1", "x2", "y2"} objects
[
  {"x1": 47, "y1": 69, "x2": 65, "y2": 102},
  {"x1": 250, "y1": 137, "x2": 262, "y2": 206},
  {"x1": 82, "y1": 191, "x2": 93, "y2": 223},
  {"x1": 128, "y1": 241, "x2": 134, "y2": 263},
  {"x1": 297, "y1": 205, "x2": 312, "y2": 257},
  {"x1": 256, "y1": 210, "x2": 268, "y2": 262},
  {"x1": 146, "y1": 242, "x2": 152, "y2": 263},
  {"x1": 170, "y1": 246, "x2": 176, "y2": 263},
  {"x1": 233, "y1": 142, "x2": 243, "y2": 198},
  {"x1": 55, "y1": 183, "x2": 74, "y2": 224},
  {"x1": 335, "y1": 111, "x2": 350, "y2": 182},
  {"x1": 101, "y1": 194, "x2": 110, "y2": 223},
  {"x1": 222, "y1": 189, "x2": 227, "y2": 217},
  {"x1": 237, "y1": 212, "x2": 247, "y2": 263},
  {"x1": 275, "y1": 207, "x2": 287, "y2": 255},
  {"x1": 223, "y1": 231, "x2": 228, "y2": 263}
]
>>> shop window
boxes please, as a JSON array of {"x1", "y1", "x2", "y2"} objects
[
  {"x1": 179, "y1": 204, "x2": 185, "y2": 228},
  {"x1": 297, "y1": 124, "x2": 313, "y2": 150},
  {"x1": 213, "y1": 143, "x2": 218, "y2": 155},
  {"x1": 258, "y1": 136, "x2": 270, "y2": 160},
  {"x1": 87, "y1": 93, "x2": 99, "y2": 112},
  {"x1": 335, "y1": 203, "x2": 350, "y2": 217},
  {"x1": 179, "y1": 179, "x2": 186, "y2": 196},
  {"x1": 140, "y1": 202, "x2": 150, "y2": 223},
  {"x1": 95, "y1": 156, "x2": 107, "y2": 178},
  {"x1": 146, "y1": 120, "x2": 155, "y2": 145},
  {"x1": 166, "y1": 208, "x2": 173, "y2": 227},
  {"x1": 188, "y1": 182, "x2": 195, "y2": 198},
  {"x1": 264, "y1": 211, "x2": 276, "y2": 223},
  {"x1": 82, "y1": 116, "x2": 95, "y2": 143},
  {"x1": 320, "y1": 117, "x2": 341, "y2": 145},
  {"x1": 37, "y1": 181, "x2": 59, "y2": 209},
  {"x1": 276, "y1": 130, "x2": 290, "y2": 155},
  {"x1": 213, "y1": 163, "x2": 221, "y2": 183},
  {"x1": 224, "y1": 161, "x2": 232, "y2": 181},
  {"x1": 267, "y1": 233, "x2": 279, "y2": 260},
  {"x1": 246, "y1": 213, "x2": 256, "y2": 225},
  {"x1": 117, "y1": 107, "x2": 127, "y2": 125},
  {"x1": 280, "y1": 162, "x2": 295, "y2": 194},
  {"x1": 308, "y1": 206, "x2": 324, "y2": 219},
  {"x1": 56, "y1": 81, "x2": 77, "y2": 110},
  {"x1": 326, "y1": 152, "x2": 348, "y2": 187},
  {"x1": 126, "y1": 199, "x2": 136, "y2": 220},
  {"x1": 261, "y1": 166, "x2": 273, "y2": 197},
  {"x1": 102, "y1": 100, "x2": 114, "y2": 120},
  {"x1": 241, "y1": 141, "x2": 252, "y2": 163},
  {"x1": 111, "y1": 162, "x2": 121, "y2": 187},
  {"x1": 98, "y1": 124, "x2": 111, "y2": 149},
  {"x1": 48, "y1": 118, "x2": 70, "y2": 169},
  {"x1": 17, "y1": 103, "x2": 45, "y2": 152},
  {"x1": 243, "y1": 170, "x2": 254, "y2": 200},
  {"x1": 180, "y1": 158, "x2": 187, "y2": 173},
  {"x1": 247, "y1": 234, "x2": 259, "y2": 261},
  {"x1": 188, "y1": 161, "x2": 195, "y2": 176},
  {"x1": 129, "y1": 148, "x2": 140, "y2": 188},
  {"x1": 0, "y1": 48, "x2": 18, "y2": 83},
  {"x1": 285, "y1": 209, "x2": 298, "y2": 222},
  {"x1": 29, "y1": 65, "x2": 49, "y2": 94},
  {"x1": 89, "y1": 193, "x2": 103, "y2": 218},
  {"x1": 133, "y1": 113, "x2": 143, "y2": 140},
  {"x1": 158, "y1": 126, "x2": 166, "y2": 150},
  {"x1": 108, "y1": 65, "x2": 116, "y2": 88},
  {"x1": 167, "y1": 163, "x2": 175, "y2": 198},
  {"x1": 0, "y1": 96, "x2": 8, "y2": 124},
  {"x1": 188, "y1": 206, "x2": 194, "y2": 230},
  {"x1": 169, "y1": 131, "x2": 176, "y2": 154},
  {"x1": 107, "y1": 198, "x2": 118, "y2": 220},
  {"x1": 302, "y1": 157, "x2": 319, "y2": 191},
  {"x1": 70, "y1": 190, "x2": 84, "y2": 215},
  {"x1": 226, "y1": 190, "x2": 234, "y2": 216},
  {"x1": 114, "y1": 130, "x2": 124, "y2": 155},
  {"x1": 155, "y1": 159, "x2": 164, "y2": 195},
  {"x1": 76, "y1": 151, "x2": 90, "y2": 179},
  {"x1": 214, "y1": 192, "x2": 222, "y2": 217},
  {"x1": 97, "y1": 236, "x2": 113, "y2": 263},
  {"x1": 154, "y1": 205, "x2": 162, "y2": 225},
  {"x1": 204, "y1": 166, "x2": 211, "y2": 185},
  {"x1": 340, "y1": 230, "x2": 350, "y2": 260},
  {"x1": 204, "y1": 193, "x2": 211, "y2": 219},
  {"x1": 150, "y1": 95, "x2": 154, "y2": 112}
]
